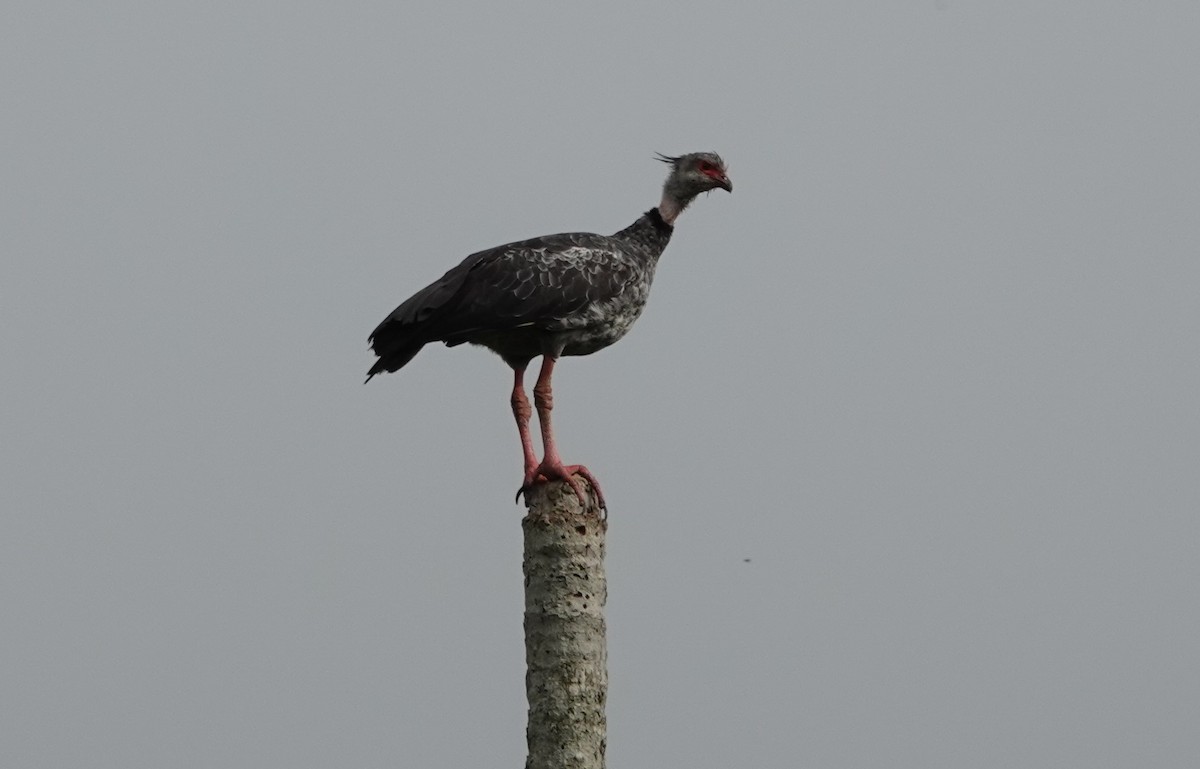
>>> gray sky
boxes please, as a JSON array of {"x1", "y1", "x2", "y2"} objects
[{"x1": 4, "y1": 2, "x2": 1198, "y2": 767}]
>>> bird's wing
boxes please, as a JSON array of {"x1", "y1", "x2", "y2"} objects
[
  {"x1": 369, "y1": 259, "x2": 472, "y2": 341},
  {"x1": 445, "y1": 234, "x2": 635, "y2": 334},
  {"x1": 369, "y1": 232, "x2": 634, "y2": 353}
]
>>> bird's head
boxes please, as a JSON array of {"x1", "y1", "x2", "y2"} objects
[{"x1": 656, "y1": 151, "x2": 733, "y2": 198}]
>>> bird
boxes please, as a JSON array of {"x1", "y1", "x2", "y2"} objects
[{"x1": 366, "y1": 152, "x2": 732, "y2": 510}]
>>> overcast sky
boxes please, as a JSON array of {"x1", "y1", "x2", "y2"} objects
[{"x1": 3, "y1": 2, "x2": 1198, "y2": 767}]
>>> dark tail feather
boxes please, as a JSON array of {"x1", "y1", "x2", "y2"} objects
[{"x1": 364, "y1": 341, "x2": 425, "y2": 383}]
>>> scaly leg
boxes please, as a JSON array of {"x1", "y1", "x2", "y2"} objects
[
  {"x1": 517, "y1": 355, "x2": 606, "y2": 510},
  {"x1": 509, "y1": 364, "x2": 539, "y2": 481}
]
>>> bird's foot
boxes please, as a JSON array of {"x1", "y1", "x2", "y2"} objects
[{"x1": 515, "y1": 461, "x2": 607, "y2": 512}]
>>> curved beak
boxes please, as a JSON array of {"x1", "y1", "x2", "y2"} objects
[{"x1": 717, "y1": 175, "x2": 733, "y2": 193}]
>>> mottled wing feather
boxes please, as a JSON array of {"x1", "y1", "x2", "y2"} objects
[
  {"x1": 369, "y1": 232, "x2": 632, "y2": 353},
  {"x1": 445, "y1": 236, "x2": 633, "y2": 338},
  {"x1": 367, "y1": 257, "x2": 475, "y2": 356}
]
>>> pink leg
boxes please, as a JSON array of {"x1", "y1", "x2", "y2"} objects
[
  {"x1": 520, "y1": 355, "x2": 606, "y2": 510},
  {"x1": 510, "y1": 365, "x2": 539, "y2": 480}
]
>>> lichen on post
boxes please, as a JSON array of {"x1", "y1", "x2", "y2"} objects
[{"x1": 521, "y1": 479, "x2": 607, "y2": 769}]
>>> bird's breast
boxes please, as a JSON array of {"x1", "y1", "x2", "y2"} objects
[{"x1": 555, "y1": 282, "x2": 652, "y2": 356}]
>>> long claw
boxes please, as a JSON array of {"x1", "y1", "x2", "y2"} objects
[
  {"x1": 514, "y1": 466, "x2": 606, "y2": 512},
  {"x1": 563, "y1": 475, "x2": 589, "y2": 508},
  {"x1": 561, "y1": 464, "x2": 607, "y2": 512}
]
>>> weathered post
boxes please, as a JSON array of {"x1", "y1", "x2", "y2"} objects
[{"x1": 521, "y1": 479, "x2": 607, "y2": 769}]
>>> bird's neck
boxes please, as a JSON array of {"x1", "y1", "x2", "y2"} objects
[
  {"x1": 657, "y1": 191, "x2": 691, "y2": 226},
  {"x1": 612, "y1": 207, "x2": 673, "y2": 257}
]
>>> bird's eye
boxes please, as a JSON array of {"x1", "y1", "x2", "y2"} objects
[{"x1": 697, "y1": 161, "x2": 714, "y2": 173}]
